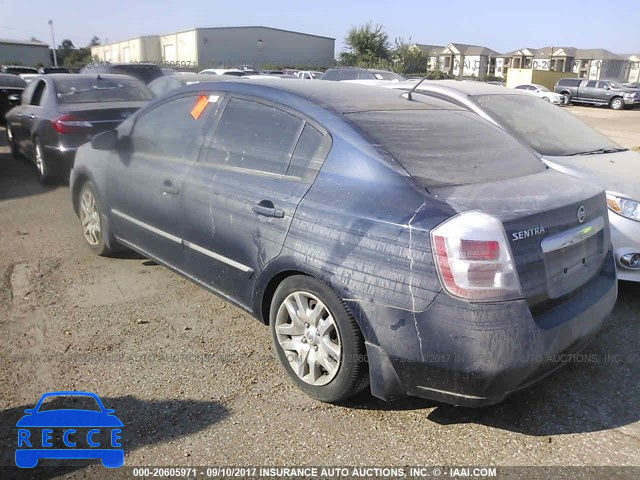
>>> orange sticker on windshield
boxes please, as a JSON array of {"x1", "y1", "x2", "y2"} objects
[{"x1": 190, "y1": 95, "x2": 208, "y2": 119}]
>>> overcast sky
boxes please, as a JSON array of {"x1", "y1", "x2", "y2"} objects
[{"x1": 1, "y1": 0, "x2": 638, "y2": 54}]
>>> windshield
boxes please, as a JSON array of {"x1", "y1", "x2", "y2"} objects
[
  {"x1": 346, "y1": 109, "x2": 545, "y2": 187},
  {"x1": 471, "y1": 94, "x2": 620, "y2": 156},
  {"x1": 534, "y1": 85, "x2": 551, "y2": 92},
  {"x1": 372, "y1": 71, "x2": 406, "y2": 81},
  {"x1": 54, "y1": 77, "x2": 153, "y2": 104}
]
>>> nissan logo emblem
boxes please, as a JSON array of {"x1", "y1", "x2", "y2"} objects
[{"x1": 577, "y1": 205, "x2": 586, "y2": 223}]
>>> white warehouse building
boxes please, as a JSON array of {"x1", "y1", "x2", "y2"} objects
[{"x1": 91, "y1": 26, "x2": 335, "y2": 69}]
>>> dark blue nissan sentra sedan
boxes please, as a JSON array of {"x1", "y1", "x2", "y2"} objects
[{"x1": 70, "y1": 80, "x2": 617, "y2": 406}]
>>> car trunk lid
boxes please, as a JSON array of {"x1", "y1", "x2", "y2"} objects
[
  {"x1": 57, "y1": 101, "x2": 146, "y2": 134},
  {"x1": 429, "y1": 169, "x2": 609, "y2": 305}
]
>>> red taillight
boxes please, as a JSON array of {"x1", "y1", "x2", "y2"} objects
[
  {"x1": 431, "y1": 211, "x2": 522, "y2": 301},
  {"x1": 460, "y1": 239, "x2": 499, "y2": 261},
  {"x1": 51, "y1": 115, "x2": 93, "y2": 134}
]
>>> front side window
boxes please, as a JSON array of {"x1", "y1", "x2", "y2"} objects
[
  {"x1": 586, "y1": 81, "x2": 597, "y2": 88},
  {"x1": 208, "y1": 98, "x2": 304, "y2": 175},
  {"x1": 338, "y1": 70, "x2": 359, "y2": 81},
  {"x1": 131, "y1": 94, "x2": 220, "y2": 162}
]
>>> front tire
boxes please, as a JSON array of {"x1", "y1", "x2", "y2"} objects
[
  {"x1": 542, "y1": 96, "x2": 550, "y2": 102},
  {"x1": 270, "y1": 275, "x2": 369, "y2": 403},
  {"x1": 78, "y1": 181, "x2": 113, "y2": 256},
  {"x1": 610, "y1": 97, "x2": 625, "y2": 110},
  {"x1": 561, "y1": 92, "x2": 571, "y2": 104}
]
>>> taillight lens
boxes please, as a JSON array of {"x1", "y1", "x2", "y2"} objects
[
  {"x1": 51, "y1": 115, "x2": 93, "y2": 134},
  {"x1": 431, "y1": 211, "x2": 522, "y2": 301}
]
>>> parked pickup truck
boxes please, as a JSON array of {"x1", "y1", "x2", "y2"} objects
[{"x1": 554, "y1": 78, "x2": 640, "y2": 110}]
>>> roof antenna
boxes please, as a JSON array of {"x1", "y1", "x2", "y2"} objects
[{"x1": 405, "y1": 75, "x2": 429, "y2": 101}]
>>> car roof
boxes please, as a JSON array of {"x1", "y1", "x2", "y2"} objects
[
  {"x1": 46, "y1": 73, "x2": 142, "y2": 81},
  {"x1": 388, "y1": 79, "x2": 529, "y2": 97},
  {"x1": 182, "y1": 78, "x2": 463, "y2": 114}
]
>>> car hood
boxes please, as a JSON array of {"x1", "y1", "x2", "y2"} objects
[
  {"x1": 543, "y1": 149, "x2": 640, "y2": 200},
  {"x1": 16, "y1": 410, "x2": 123, "y2": 427}
]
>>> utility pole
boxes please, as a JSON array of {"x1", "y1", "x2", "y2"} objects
[{"x1": 48, "y1": 20, "x2": 57, "y2": 67}]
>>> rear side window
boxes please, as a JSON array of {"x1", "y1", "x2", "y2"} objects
[
  {"x1": 30, "y1": 80, "x2": 46, "y2": 106},
  {"x1": 558, "y1": 78, "x2": 580, "y2": 86},
  {"x1": 346, "y1": 109, "x2": 545, "y2": 187},
  {"x1": 208, "y1": 98, "x2": 303, "y2": 175},
  {"x1": 321, "y1": 70, "x2": 338, "y2": 81},
  {"x1": 288, "y1": 124, "x2": 331, "y2": 181},
  {"x1": 131, "y1": 95, "x2": 220, "y2": 162},
  {"x1": 586, "y1": 81, "x2": 597, "y2": 88}
]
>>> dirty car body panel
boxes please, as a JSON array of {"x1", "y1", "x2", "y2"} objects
[{"x1": 70, "y1": 80, "x2": 617, "y2": 406}]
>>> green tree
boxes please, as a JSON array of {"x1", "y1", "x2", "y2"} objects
[
  {"x1": 392, "y1": 38, "x2": 430, "y2": 74},
  {"x1": 339, "y1": 22, "x2": 391, "y2": 67}
]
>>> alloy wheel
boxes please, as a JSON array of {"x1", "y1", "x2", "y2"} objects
[
  {"x1": 35, "y1": 143, "x2": 44, "y2": 176},
  {"x1": 79, "y1": 190, "x2": 102, "y2": 246},
  {"x1": 275, "y1": 291, "x2": 342, "y2": 386}
]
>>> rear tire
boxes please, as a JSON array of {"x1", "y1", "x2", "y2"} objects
[
  {"x1": 542, "y1": 96, "x2": 550, "y2": 102},
  {"x1": 609, "y1": 97, "x2": 625, "y2": 110},
  {"x1": 270, "y1": 275, "x2": 369, "y2": 403},
  {"x1": 561, "y1": 92, "x2": 571, "y2": 104}
]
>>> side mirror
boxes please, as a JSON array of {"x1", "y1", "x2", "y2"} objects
[
  {"x1": 91, "y1": 130, "x2": 118, "y2": 151},
  {"x1": 8, "y1": 94, "x2": 20, "y2": 102}
]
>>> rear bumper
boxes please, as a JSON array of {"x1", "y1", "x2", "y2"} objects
[
  {"x1": 609, "y1": 212, "x2": 640, "y2": 282},
  {"x1": 43, "y1": 144, "x2": 77, "y2": 178},
  {"x1": 359, "y1": 249, "x2": 618, "y2": 406}
]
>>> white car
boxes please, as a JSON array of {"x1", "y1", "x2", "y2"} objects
[
  {"x1": 296, "y1": 70, "x2": 323, "y2": 80},
  {"x1": 18, "y1": 73, "x2": 40, "y2": 85},
  {"x1": 513, "y1": 84, "x2": 566, "y2": 105}
]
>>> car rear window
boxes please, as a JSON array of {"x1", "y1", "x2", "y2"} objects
[
  {"x1": 345, "y1": 109, "x2": 545, "y2": 187},
  {"x1": 0, "y1": 73, "x2": 26, "y2": 88},
  {"x1": 558, "y1": 78, "x2": 581, "y2": 86},
  {"x1": 54, "y1": 77, "x2": 153, "y2": 103},
  {"x1": 471, "y1": 94, "x2": 619, "y2": 156}
]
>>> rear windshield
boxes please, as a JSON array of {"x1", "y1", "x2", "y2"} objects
[
  {"x1": 471, "y1": 94, "x2": 619, "y2": 156},
  {"x1": 54, "y1": 77, "x2": 153, "y2": 104},
  {"x1": 346, "y1": 109, "x2": 545, "y2": 187},
  {"x1": 3, "y1": 67, "x2": 38, "y2": 75},
  {"x1": 0, "y1": 74, "x2": 26, "y2": 88}
]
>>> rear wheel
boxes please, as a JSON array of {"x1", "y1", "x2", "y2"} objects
[
  {"x1": 542, "y1": 96, "x2": 550, "y2": 102},
  {"x1": 5, "y1": 123, "x2": 19, "y2": 157},
  {"x1": 561, "y1": 92, "x2": 571, "y2": 104},
  {"x1": 609, "y1": 97, "x2": 625, "y2": 110},
  {"x1": 270, "y1": 275, "x2": 369, "y2": 403},
  {"x1": 34, "y1": 138, "x2": 54, "y2": 184}
]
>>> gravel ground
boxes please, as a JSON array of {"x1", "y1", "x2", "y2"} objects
[{"x1": 1, "y1": 106, "x2": 639, "y2": 478}]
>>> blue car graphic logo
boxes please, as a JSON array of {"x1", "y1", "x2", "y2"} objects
[{"x1": 15, "y1": 391, "x2": 123, "y2": 468}]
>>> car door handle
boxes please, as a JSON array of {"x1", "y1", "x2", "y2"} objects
[
  {"x1": 252, "y1": 200, "x2": 284, "y2": 218},
  {"x1": 16, "y1": 113, "x2": 22, "y2": 118},
  {"x1": 160, "y1": 179, "x2": 179, "y2": 196},
  {"x1": 28, "y1": 114, "x2": 37, "y2": 119}
]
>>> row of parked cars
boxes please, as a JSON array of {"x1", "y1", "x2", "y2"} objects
[{"x1": 2, "y1": 63, "x2": 638, "y2": 407}]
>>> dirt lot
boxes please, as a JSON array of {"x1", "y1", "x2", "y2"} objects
[{"x1": 1, "y1": 106, "x2": 639, "y2": 478}]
